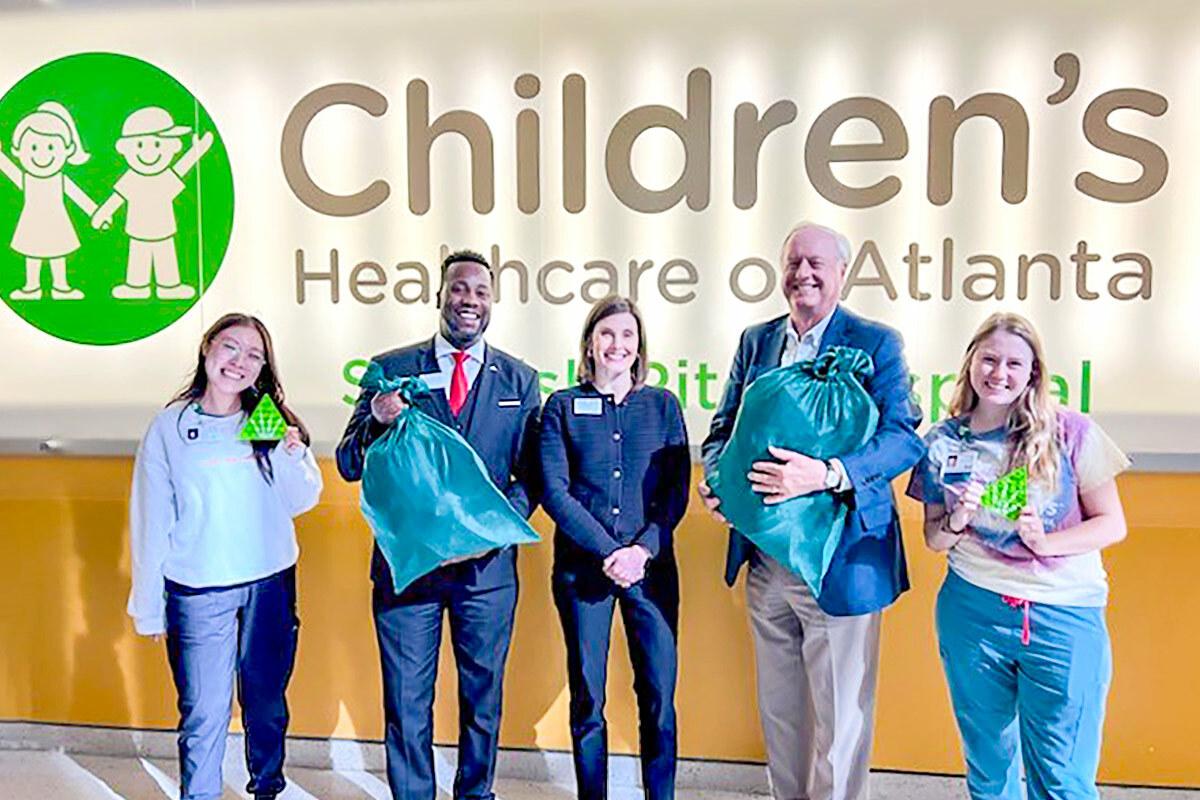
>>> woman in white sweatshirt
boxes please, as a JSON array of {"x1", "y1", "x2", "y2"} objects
[{"x1": 127, "y1": 312, "x2": 323, "y2": 800}]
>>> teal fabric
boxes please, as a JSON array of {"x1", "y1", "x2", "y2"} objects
[
  {"x1": 359, "y1": 362, "x2": 540, "y2": 594},
  {"x1": 707, "y1": 346, "x2": 879, "y2": 595}
]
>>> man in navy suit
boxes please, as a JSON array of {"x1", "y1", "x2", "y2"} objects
[
  {"x1": 699, "y1": 223, "x2": 924, "y2": 800},
  {"x1": 336, "y1": 250, "x2": 541, "y2": 800}
]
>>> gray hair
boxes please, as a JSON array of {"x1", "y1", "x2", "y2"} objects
[{"x1": 779, "y1": 221, "x2": 853, "y2": 267}]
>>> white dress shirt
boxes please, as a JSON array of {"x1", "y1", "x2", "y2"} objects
[
  {"x1": 434, "y1": 333, "x2": 486, "y2": 401},
  {"x1": 781, "y1": 311, "x2": 836, "y2": 367}
]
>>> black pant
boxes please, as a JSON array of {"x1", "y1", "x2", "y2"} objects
[
  {"x1": 373, "y1": 549, "x2": 518, "y2": 800},
  {"x1": 553, "y1": 562, "x2": 679, "y2": 800}
]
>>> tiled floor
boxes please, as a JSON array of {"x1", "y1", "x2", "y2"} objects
[{"x1": 1, "y1": 751, "x2": 1196, "y2": 800}]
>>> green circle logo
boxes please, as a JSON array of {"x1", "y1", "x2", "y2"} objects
[{"x1": 0, "y1": 52, "x2": 233, "y2": 345}]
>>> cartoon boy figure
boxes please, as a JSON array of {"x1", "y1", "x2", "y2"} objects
[{"x1": 92, "y1": 107, "x2": 212, "y2": 300}]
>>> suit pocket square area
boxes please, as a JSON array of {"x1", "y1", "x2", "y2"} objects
[{"x1": 497, "y1": 399, "x2": 521, "y2": 408}]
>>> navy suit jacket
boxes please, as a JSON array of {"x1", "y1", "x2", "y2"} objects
[
  {"x1": 336, "y1": 337, "x2": 542, "y2": 589},
  {"x1": 701, "y1": 306, "x2": 925, "y2": 616}
]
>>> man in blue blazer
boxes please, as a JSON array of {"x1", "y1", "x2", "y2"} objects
[
  {"x1": 336, "y1": 250, "x2": 541, "y2": 800},
  {"x1": 699, "y1": 223, "x2": 924, "y2": 800}
]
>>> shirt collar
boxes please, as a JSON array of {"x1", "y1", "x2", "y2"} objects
[
  {"x1": 435, "y1": 333, "x2": 486, "y2": 364},
  {"x1": 785, "y1": 308, "x2": 836, "y2": 349}
]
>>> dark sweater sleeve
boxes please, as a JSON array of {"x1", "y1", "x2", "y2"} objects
[{"x1": 632, "y1": 393, "x2": 691, "y2": 558}]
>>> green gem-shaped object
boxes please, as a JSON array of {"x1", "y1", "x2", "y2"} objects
[
  {"x1": 980, "y1": 466, "x2": 1028, "y2": 521},
  {"x1": 239, "y1": 394, "x2": 288, "y2": 441}
]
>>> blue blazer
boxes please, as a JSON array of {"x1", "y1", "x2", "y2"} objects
[
  {"x1": 336, "y1": 337, "x2": 542, "y2": 588},
  {"x1": 701, "y1": 307, "x2": 925, "y2": 616}
]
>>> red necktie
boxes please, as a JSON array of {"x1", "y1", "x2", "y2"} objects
[{"x1": 449, "y1": 351, "x2": 469, "y2": 416}]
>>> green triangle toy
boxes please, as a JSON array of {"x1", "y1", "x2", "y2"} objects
[
  {"x1": 239, "y1": 394, "x2": 289, "y2": 441},
  {"x1": 980, "y1": 466, "x2": 1028, "y2": 521}
]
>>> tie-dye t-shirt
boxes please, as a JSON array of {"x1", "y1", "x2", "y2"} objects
[{"x1": 906, "y1": 408, "x2": 1129, "y2": 607}]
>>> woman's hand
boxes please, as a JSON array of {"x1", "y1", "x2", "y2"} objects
[
  {"x1": 603, "y1": 546, "x2": 650, "y2": 588},
  {"x1": 948, "y1": 480, "x2": 984, "y2": 532},
  {"x1": 283, "y1": 426, "x2": 304, "y2": 454},
  {"x1": 1017, "y1": 505, "x2": 1049, "y2": 555}
]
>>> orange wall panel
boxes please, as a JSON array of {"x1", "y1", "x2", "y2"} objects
[{"x1": 0, "y1": 459, "x2": 1196, "y2": 786}]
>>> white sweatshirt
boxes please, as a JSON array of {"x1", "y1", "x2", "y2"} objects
[{"x1": 126, "y1": 402, "x2": 324, "y2": 635}]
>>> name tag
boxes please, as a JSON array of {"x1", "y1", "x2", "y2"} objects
[
  {"x1": 497, "y1": 399, "x2": 521, "y2": 408},
  {"x1": 416, "y1": 371, "x2": 449, "y2": 390},
  {"x1": 573, "y1": 397, "x2": 603, "y2": 416}
]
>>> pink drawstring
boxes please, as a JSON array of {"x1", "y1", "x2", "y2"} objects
[{"x1": 1001, "y1": 595, "x2": 1032, "y2": 646}]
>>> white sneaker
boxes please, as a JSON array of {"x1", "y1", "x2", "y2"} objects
[
  {"x1": 51, "y1": 287, "x2": 84, "y2": 300},
  {"x1": 112, "y1": 283, "x2": 151, "y2": 300},
  {"x1": 9, "y1": 287, "x2": 42, "y2": 300},
  {"x1": 156, "y1": 283, "x2": 196, "y2": 300}
]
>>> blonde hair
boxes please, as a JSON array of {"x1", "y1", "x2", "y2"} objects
[
  {"x1": 576, "y1": 295, "x2": 649, "y2": 388},
  {"x1": 948, "y1": 312, "x2": 1060, "y2": 487},
  {"x1": 13, "y1": 102, "x2": 90, "y2": 166}
]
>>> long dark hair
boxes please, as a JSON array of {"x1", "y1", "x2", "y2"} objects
[
  {"x1": 170, "y1": 313, "x2": 310, "y2": 483},
  {"x1": 576, "y1": 295, "x2": 649, "y2": 388}
]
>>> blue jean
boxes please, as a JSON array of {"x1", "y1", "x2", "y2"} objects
[
  {"x1": 165, "y1": 566, "x2": 299, "y2": 800},
  {"x1": 936, "y1": 570, "x2": 1111, "y2": 800},
  {"x1": 553, "y1": 562, "x2": 679, "y2": 800}
]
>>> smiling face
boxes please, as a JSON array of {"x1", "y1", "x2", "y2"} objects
[
  {"x1": 781, "y1": 226, "x2": 847, "y2": 324},
  {"x1": 439, "y1": 260, "x2": 493, "y2": 348},
  {"x1": 13, "y1": 130, "x2": 74, "y2": 178},
  {"x1": 969, "y1": 330, "x2": 1036, "y2": 411},
  {"x1": 116, "y1": 134, "x2": 184, "y2": 176},
  {"x1": 589, "y1": 311, "x2": 640, "y2": 381},
  {"x1": 203, "y1": 324, "x2": 266, "y2": 400}
]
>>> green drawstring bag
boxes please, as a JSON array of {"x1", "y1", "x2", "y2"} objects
[
  {"x1": 707, "y1": 346, "x2": 879, "y2": 595},
  {"x1": 360, "y1": 362, "x2": 540, "y2": 593}
]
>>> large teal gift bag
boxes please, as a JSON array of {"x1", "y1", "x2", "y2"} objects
[
  {"x1": 359, "y1": 362, "x2": 540, "y2": 593},
  {"x1": 707, "y1": 346, "x2": 878, "y2": 595}
]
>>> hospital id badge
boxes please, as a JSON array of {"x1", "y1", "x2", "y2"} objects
[{"x1": 940, "y1": 449, "x2": 977, "y2": 483}]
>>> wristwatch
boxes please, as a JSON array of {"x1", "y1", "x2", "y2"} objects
[{"x1": 823, "y1": 461, "x2": 840, "y2": 490}]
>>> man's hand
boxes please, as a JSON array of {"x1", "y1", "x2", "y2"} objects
[
  {"x1": 696, "y1": 480, "x2": 727, "y2": 523},
  {"x1": 370, "y1": 390, "x2": 407, "y2": 425},
  {"x1": 603, "y1": 545, "x2": 650, "y2": 588},
  {"x1": 749, "y1": 446, "x2": 826, "y2": 505}
]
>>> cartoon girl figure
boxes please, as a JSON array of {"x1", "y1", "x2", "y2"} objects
[{"x1": 0, "y1": 101, "x2": 98, "y2": 300}]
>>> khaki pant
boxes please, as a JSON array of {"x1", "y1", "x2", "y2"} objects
[{"x1": 746, "y1": 553, "x2": 881, "y2": 800}]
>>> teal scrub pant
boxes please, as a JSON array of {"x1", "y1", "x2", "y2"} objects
[{"x1": 936, "y1": 570, "x2": 1112, "y2": 800}]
